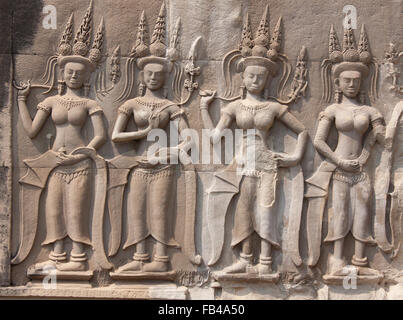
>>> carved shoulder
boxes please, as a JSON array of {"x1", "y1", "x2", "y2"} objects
[
  {"x1": 364, "y1": 105, "x2": 384, "y2": 124},
  {"x1": 117, "y1": 99, "x2": 136, "y2": 116},
  {"x1": 86, "y1": 99, "x2": 104, "y2": 116},
  {"x1": 220, "y1": 101, "x2": 238, "y2": 118},
  {"x1": 271, "y1": 102, "x2": 288, "y2": 118},
  {"x1": 319, "y1": 104, "x2": 337, "y2": 122},
  {"x1": 167, "y1": 104, "x2": 186, "y2": 120},
  {"x1": 37, "y1": 96, "x2": 56, "y2": 113}
]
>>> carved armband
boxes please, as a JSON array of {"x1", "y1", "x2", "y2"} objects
[
  {"x1": 37, "y1": 102, "x2": 51, "y2": 114},
  {"x1": 118, "y1": 104, "x2": 131, "y2": 116},
  {"x1": 170, "y1": 109, "x2": 185, "y2": 120},
  {"x1": 89, "y1": 106, "x2": 103, "y2": 116},
  {"x1": 318, "y1": 112, "x2": 333, "y2": 123}
]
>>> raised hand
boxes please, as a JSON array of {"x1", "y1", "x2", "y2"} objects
[{"x1": 199, "y1": 90, "x2": 216, "y2": 108}]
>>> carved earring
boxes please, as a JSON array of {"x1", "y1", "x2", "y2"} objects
[
  {"x1": 58, "y1": 80, "x2": 66, "y2": 95},
  {"x1": 84, "y1": 82, "x2": 91, "y2": 97},
  {"x1": 240, "y1": 85, "x2": 246, "y2": 99},
  {"x1": 334, "y1": 88, "x2": 342, "y2": 103},
  {"x1": 139, "y1": 82, "x2": 146, "y2": 96}
]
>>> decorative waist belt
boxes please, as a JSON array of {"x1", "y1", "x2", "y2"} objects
[
  {"x1": 53, "y1": 159, "x2": 91, "y2": 183},
  {"x1": 333, "y1": 170, "x2": 368, "y2": 186}
]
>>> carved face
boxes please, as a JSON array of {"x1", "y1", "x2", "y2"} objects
[
  {"x1": 242, "y1": 66, "x2": 269, "y2": 95},
  {"x1": 63, "y1": 62, "x2": 88, "y2": 89},
  {"x1": 142, "y1": 63, "x2": 166, "y2": 91},
  {"x1": 336, "y1": 70, "x2": 362, "y2": 98}
]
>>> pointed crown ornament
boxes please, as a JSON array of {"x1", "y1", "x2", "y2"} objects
[
  {"x1": 321, "y1": 23, "x2": 378, "y2": 103},
  {"x1": 57, "y1": 0, "x2": 104, "y2": 72},
  {"x1": 237, "y1": 5, "x2": 281, "y2": 76},
  {"x1": 328, "y1": 24, "x2": 372, "y2": 78},
  {"x1": 134, "y1": 3, "x2": 174, "y2": 72}
]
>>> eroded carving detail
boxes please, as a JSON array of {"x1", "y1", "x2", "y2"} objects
[
  {"x1": 306, "y1": 24, "x2": 385, "y2": 284},
  {"x1": 383, "y1": 43, "x2": 403, "y2": 95},
  {"x1": 12, "y1": 0, "x2": 111, "y2": 278},
  {"x1": 108, "y1": 2, "x2": 201, "y2": 279},
  {"x1": 199, "y1": 5, "x2": 308, "y2": 282},
  {"x1": 375, "y1": 43, "x2": 403, "y2": 259}
]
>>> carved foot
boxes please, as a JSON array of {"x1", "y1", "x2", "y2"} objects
[
  {"x1": 56, "y1": 261, "x2": 87, "y2": 271},
  {"x1": 357, "y1": 266, "x2": 382, "y2": 277},
  {"x1": 116, "y1": 260, "x2": 142, "y2": 272},
  {"x1": 257, "y1": 263, "x2": 273, "y2": 275},
  {"x1": 223, "y1": 253, "x2": 253, "y2": 274},
  {"x1": 142, "y1": 255, "x2": 169, "y2": 272},
  {"x1": 33, "y1": 260, "x2": 57, "y2": 271},
  {"x1": 328, "y1": 255, "x2": 347, "y2": 275},
  {"x1": 257, "y1": 256, "x2": 272, "y2": 275}
]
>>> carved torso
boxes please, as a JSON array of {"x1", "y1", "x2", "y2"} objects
[
  {"x1": 118, "y1": 97, "x2": 185, "y2": 157},
  {"x1": 321, "y1": 103, "x2": 382, "y2": 160},
  {"x1": 38, "y1": 95, "x2": 102, "y2": 153}
]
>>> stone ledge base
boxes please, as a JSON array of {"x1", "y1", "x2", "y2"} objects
[{"x1": 0, "y1": 285, "x2": 188, "y2": 300}]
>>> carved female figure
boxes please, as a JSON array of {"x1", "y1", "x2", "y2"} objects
[
  {"x1": 200, "y1": 8, "x2": 308, "y2": 275},
  {"x1": 110, "y1": 4, "x2": 199, "y2": 273},
  {"x1": 375, "y1": 44, "x2": 403, "y2": 259},
  {"x1": 12, "y1": 2, "x2": 110, "y2": 272},
  {"x1": 305, "y1": 25, "x2": 385, "y2": 277}
]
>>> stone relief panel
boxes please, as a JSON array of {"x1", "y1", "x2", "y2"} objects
[
  {"x1": 0, "y1": 0, "x2": 401, "y2": 300},
  {"x1": 198, "y1": 5, "x2": 309, "y2": 285},
  {"x1": 107, "y1": 2, "x2": 202, "y2": 280},
  {"x1": 12, "y1": 0, "x2": 111, "y2": 283},
  {"x1": 305, "y1": 23, "x2": 386, "y2": 284}
]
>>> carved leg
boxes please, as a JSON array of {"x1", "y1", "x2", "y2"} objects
[
  {"x1": 57, "y1": 242, "x2": 87, "y2": 271},
  {"x1": 351, "y1": 178, "x2": 371, "y2": 267},
  {"x1": 143, "y1": 242, "x2": 169, "y2": 272},
  {"x1": 328, "y1": 180, "x2": 349, "y2": 274},
  {"x1": 352, "y1": 241, "x2": 368, "y2": 267},
  {"x1": 117, "y1": 240, "x2": 150, "y2": 272},
  {"x1": 257, "y1": 240, "x2": 272, "y2": 274},
  {"x1": 142, "y1": 169, "x2": 174, "y2": 273},
  {"x1": 34, "y1": 240, "x2": 67, "y2": 271},
  {"x1": 223, "y1": 237, "x2": 253, "y2": 274}
]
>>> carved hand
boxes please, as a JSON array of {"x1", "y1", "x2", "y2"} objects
[
  {"x1": 148, "y1": 114, "x2": 160, "y2": 130},
  {"x1": 199, "y1": 90, "x2": 216, "y2": 108},
  {"x1": 272, "y1": 153, "x2": 300, "y2": 168},
  {"x1": 337, "y1": 159, "x2": 361, "y2": 172},
  {"x1": 18, "y1": 80, "x2": 31, "y2": 99},
  {"x1": 56, "y1": 153, "x2": 87, "y2": 166}
]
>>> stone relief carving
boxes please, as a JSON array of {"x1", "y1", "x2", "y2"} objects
[
  {"x1": 0, "y1": 0, "x2": 401, "y2": 300},
  {"x1": 374, "y1": 43, "x2": 403, "y2": 259},
  {"x1": 305, "y1": 24, "x2": 386, "y2": 283},
  {"x1": 12, "y1": 0, "x2": 112, "y2": 279},
  {"x1": 95, "y1": 45, "x2": 122, "y2": 98},
  {"x1": 108, "y1": 3, "x2": 202, "y2": 278},
  {"x1": 199, "y1": 5, "x2": 309, "y2": 283},
  {"x1": 383, "y1": 43, "x2": 403, "y2": 95}
]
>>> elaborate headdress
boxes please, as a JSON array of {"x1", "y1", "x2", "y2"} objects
[
  {"x1": 117, "y1": 2, "x2": 182, "y2": 102},
  {"x1": 321, "y1": 24, "x2": 378, "y2": 103},
  {"x1": 135, "y1": 3, "x2": 173, "y2": 71},
  {"x1": 236, "y1": 6, "x2": 280, "y2": 75},
  {"x1": 219, "y1": 4, "x2": 307, "y2": 103},
  {"x1": 41, "y1": 0, "x2": 104, "y2": 94}
]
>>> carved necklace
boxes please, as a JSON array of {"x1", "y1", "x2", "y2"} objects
[
  {"x1": 136, "y1": 97, "x2": 169, "y2": 112},
  {"x1": 57, "y1": 95, "x2": 87, "y2": 111},
  {"x1": 239, "y1": 100, "x2": 270, "y2": 115}
]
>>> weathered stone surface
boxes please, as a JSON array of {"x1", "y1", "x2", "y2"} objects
[{"x1": 0, "y1": 0, "x2": 401, "y2": 300}]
